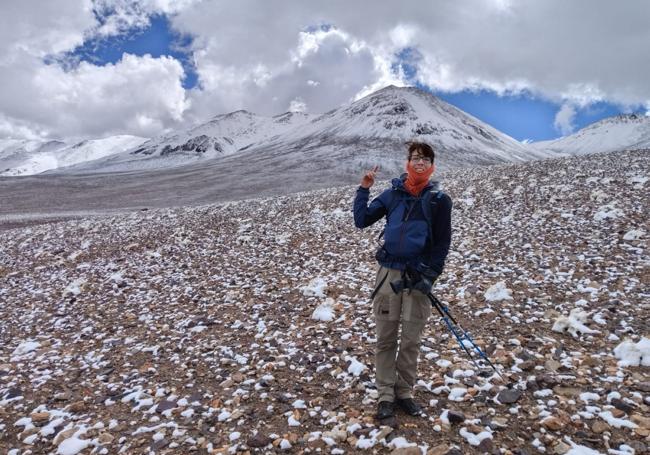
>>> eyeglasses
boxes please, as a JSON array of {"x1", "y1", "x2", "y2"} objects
[{"x1": 410, "y1": 156, "x2": 432, "y2": 163}]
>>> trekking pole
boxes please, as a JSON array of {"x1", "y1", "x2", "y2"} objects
[{"x1": 427, "y1": 293, "x2": 507, "y2": 383}]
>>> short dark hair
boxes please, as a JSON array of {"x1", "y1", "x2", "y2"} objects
[{"x1": 407, "y1": 141, "x2": 435, "y2": 163}]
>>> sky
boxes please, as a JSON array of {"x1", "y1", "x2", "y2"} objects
[{"x1": 1, "y1": 0, "x2": 649, "y2": 143}]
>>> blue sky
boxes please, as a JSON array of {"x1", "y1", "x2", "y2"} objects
[{"x1": 65, "y1": 14, "x2": 198, "y2": 89}]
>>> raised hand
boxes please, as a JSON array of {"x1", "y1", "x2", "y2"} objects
[{"x1": 360, "y1": 165, "x2": 379, "y2": 189}]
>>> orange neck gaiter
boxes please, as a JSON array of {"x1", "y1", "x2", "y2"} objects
[{"x1": 404, "y1": 161, "x2": 434, "y2": 196}]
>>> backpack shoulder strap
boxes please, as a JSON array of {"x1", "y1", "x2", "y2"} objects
[{"x1": 422, "y1": 189, "x2": 444, "y2": 241}]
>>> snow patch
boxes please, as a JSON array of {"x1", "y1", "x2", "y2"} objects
[
  {"x1": 484, "y1": 281, "x2": 513, "y2": 302},
  {"x1": 613, "y1": 337, "x2": 650, "y2": 367},
  {"x1": 345, "y1": 356, "x2": 367, "y2": 376},
  {"x1": 552, "y1": 308, "x2": 600, "y2": 338},
  {"x1": 12, "y1": 340, "x2": 41, "y2": 356},
  {"x1": 301, "y1": 278, "x2": 328, "y2": 298},
  {"x1": 311, "y1": 298, "x2": 335, "y2": 322}
]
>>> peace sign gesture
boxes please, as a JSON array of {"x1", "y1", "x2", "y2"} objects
[{"x1": 360, "y1": 165, "x2": 380, "y2": 189}]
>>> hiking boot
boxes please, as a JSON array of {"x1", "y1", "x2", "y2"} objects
[
  {"x1": 395, "y1": 397, "x2": 423, "y2": 416},
  {"x1": 376, "y1": 400, "x2": 395, "y2": 419}
]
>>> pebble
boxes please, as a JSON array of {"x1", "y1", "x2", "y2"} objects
[
  {"x1": 591, "y1": 421, "x2": 610, "y2": 434},
  {"x1": 247, "y1": 434, "x2": 272, "y2": 448},
  {"x1": 447, "y1": 410, "x2": 466, "y2": 424},
  {"x1": 542, "y1": 417, "x2": 563, "y2": 431},
  {"x1": 496, "y1": 389, "x2": 522, "y2": 404}
]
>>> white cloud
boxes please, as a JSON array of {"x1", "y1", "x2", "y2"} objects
[
  {"x1": 0, "y1": 53, "x2": 189, "y2": 140},
  {"x1": 184, "y1": 25, "x2": 392, "y2": 123},
  {"x1": 2, "y1": 0, "x2": 650, "y2": 140},
  {"x1": 554, "y1": 103, "x2": 577, "y2": 136},
  {"x1": 288, "y1": 97, "x2": 307, "y2": 113}
]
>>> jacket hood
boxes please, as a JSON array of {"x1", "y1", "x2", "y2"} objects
[{"x1": 391, "y1": 173, "x2": 440, "y2": 193}]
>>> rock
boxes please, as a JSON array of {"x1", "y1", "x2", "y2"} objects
[
  {"x1": 552, "y1": 386, "x2": 582, "y2": 397},
  {"x1": 516, "y1": 350, "x2": 536, "y2": 361},
  {"x1": 635, "y1": 427, "x2": 650, "y2": 437},
  {"x1": 67, "y1": 400, "x2": 86, "y2": 413},
  {"x1": 392, "y1": 447, "x2": 421, "y2": 455},
  {"x1": 54, "y1": 391, "x2": 71, "y2": 401},
  {"x1": 444, "y1": 449, "x2": 463, "y2": 455},
  {"x1": 98, "y1": 432, "x2": 114, "y2": 444},
  {"x1": 553, "y1": 441, "x2": 570, "y2": 454},
  {"x1": 220, "y1": 379, "x2": 234, "y2": 388},
  {"x1": 537, "y1": 374, "x2": 559, "y2": 388},
  {"x1": 232, "y1": 372, "x2": 245, "y2": 383},
  {"x1": 496, "y1": 389, "x2": 522, "y2": 404},
  {"x1": 188, "y1": 392, "x2": 203, "y2": 403},
  {"x1": 477, "y1": 438, "x2": 493, "y2": 453},
  {"x1": 631, "y1": 414, "x2": 650, "y2": 429},
  {"x1": 156, "y1": 400, "x2": 177, "y2": 413},
  {"x1": 230, "y1": 409, "x2": 245, "y2": 420},
  {"x1": 591, "y1": 421, "x2": 610, "y2": 434},
  {"x1": 427, "y1": 444, "x2": 450, "y2": 455},
  {"x1": 447, "y1": 410, "x2": 465, "y2": 424},
  {"x1": 519, "y1": 360, "x2": 536, "y2": 371},
  {"x1": 151, "y1": 438, "x2": 169, "y2": 451},
  {"x1": 611, "y1": 408, "x2": 626, "y2": 418},
  {"x1": 247, "y1": 434, "x2": 272, "y2": 448},
  {"x1": 30, "y1": 412, "x2": 50, "y2": 423},
  {"x1": 4, "y1": 388, "x2": 22, "y2": 399},
  {"x1": 633, "y1": 381, "x2": 650, "y2": 393},
  {"x1": 490, "y1": 417, "x2": 508, "y2": 429},
  {"x1": 542, "y1": 417, "x2": 563, "y2": 431},
  {"x1": 610, "y1": 398, "x2": 634, "y2": 414},
  {"x1": 375, "y1": 425, "x2": 393, "y2": 441}
]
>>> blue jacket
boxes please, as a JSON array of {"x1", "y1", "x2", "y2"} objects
[{"x1": 353, "y1": 176, "x2": 452, "y2": 274}]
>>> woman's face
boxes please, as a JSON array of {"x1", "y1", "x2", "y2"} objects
[{"x1": 409, "y1": 153, "x2": 433, "y2": 174}]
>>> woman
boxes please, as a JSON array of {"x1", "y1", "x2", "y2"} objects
[{"x1": 353, "y1": 141, "x2": 453, "y2": 420}]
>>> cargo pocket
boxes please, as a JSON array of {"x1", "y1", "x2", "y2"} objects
[
  {"x1": 373, "y1": 297, "x2": 391, "y2": 321},
  {"x1": 373, "y1": 295, "x2": 401, "y2": 321},
  {"x1": 403, "y1": 294, "x2": 432, "y2": 322}
]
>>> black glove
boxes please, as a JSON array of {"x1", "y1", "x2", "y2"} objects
[
  {"x1": 412, "y1": 275, "x2": 434, "y2": 295},
  {"x1": 407, "y1": 263, "x2": 439, "y2": 295}
]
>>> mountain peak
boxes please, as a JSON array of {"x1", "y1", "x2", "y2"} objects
[
  {"x1": 211, "y1": 109, "x2": 256, "y2": 120},
  {"x1": 594, "y1": 113, "x2": 648, "y2": 126}
]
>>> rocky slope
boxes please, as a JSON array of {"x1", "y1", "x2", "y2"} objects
[{"x1": 0, "y1": 149, "x2": 648, "y2": 454}]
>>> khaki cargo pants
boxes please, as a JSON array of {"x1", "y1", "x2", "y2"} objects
[{"x1": 372, "y1": 265, "x2": 432, "y2": 403}]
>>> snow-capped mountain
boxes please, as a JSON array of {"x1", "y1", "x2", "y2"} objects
[
  {"x1": 57, "y1": 110, "x2": 315, "y2": 173},
  {"x1": 0, "y1": 139, "x2": 67, "y2": 175},
  {"x1": 55, "y1": 85, "x2": 555, "y2": 175},
  {"x1": 242, "y1": 85, "x2": 555, "y2": 174},
  {"x1": 531, "y1": 113, "x2": 650, "y2": 155},
  {"x1": 130, "y1": 110, "x2": 313, "y2": 157},
  {"x1": 1, "y1": 135, "x2": 148, "y2": 176}
]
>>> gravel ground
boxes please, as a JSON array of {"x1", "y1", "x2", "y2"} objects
[{"x1": 1, "y1": 149, "x2": 648, "y2": 454}]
